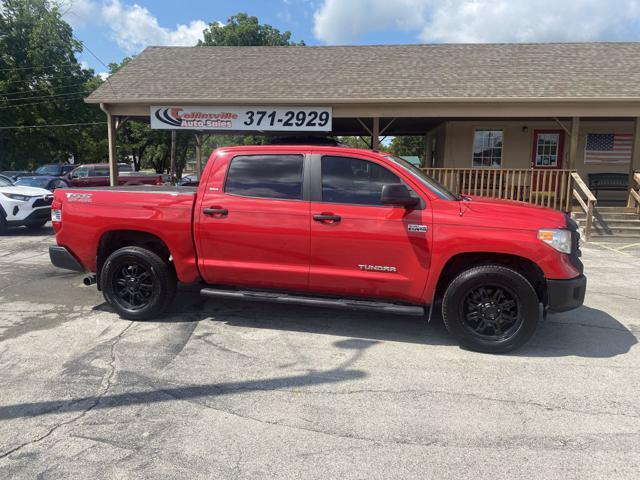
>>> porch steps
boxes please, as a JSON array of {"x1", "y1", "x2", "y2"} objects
[{"x1": 572, "y1": 207, "x2": 640, "y2": 243}]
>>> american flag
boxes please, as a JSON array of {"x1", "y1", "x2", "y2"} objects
[{"x1": 584, "y1": 133, "x2": 633, "y2": 164}]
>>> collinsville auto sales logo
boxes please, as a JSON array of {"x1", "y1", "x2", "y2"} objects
[{"x1": 154, "y1": 107, "x2": 237, "y2": 128}]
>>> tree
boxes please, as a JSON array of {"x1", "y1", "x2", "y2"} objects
[
  {"x1": 388, "y1": 136, "x2": 425, "y2": 163},
  {"x1": 0, "y1": 0, "x2": 107, "y2": 170},
  {"x1": 199, "y1": 13, "x2": 304, "y2": 47}
]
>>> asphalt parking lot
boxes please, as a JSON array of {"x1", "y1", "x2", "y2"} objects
[{"x1": 0, "y1": 226, "x2": 639, "y2": 479}]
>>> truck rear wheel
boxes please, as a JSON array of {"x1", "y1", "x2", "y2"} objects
[
  {"x1": 100, "y1": 246, "x2": 176, "y2": 320},
  {"x1": 442, "y1": 265, "x2": 539, "y2": 353}
]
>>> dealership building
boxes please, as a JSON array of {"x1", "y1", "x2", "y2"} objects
[{"x1": 87, "y1": 42, "x2": 640, "y2": 234}]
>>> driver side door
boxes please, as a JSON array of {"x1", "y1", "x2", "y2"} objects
[{"x1": 308, "y1": 154, "x2": 432, "y2": 304}]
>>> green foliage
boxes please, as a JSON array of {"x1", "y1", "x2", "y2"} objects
[
  {"x1": 388, "y1": 136, "x2": 425, "y2": 164},
  {"x1": 338, "y1": 136, "x2": 372, "y2": 150},
  {"x1": 199, "y1": 13, "x2": 304, "y2": 47},
  {"x1": 0, "y1": 0, "x2": 107, "y2": 170}
]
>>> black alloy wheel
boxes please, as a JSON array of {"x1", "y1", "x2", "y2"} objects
[
  {"x1": 442, "y1": 265, "x2": 539, "y2": 353},
  {"x1": 100, "y1": 246, "x2": 176, "y2": 320},
  {"x1": 460, "y1": 284, "x2": 522, "y2": 341},
  {"x1": 113, "y1": 261, "x2": 155, "y2": 311}
]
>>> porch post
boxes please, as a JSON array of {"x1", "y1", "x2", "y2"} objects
[
  {"x1": 100, "y1": 104, "x2": 118, "y2": 187},
  {"x1": 170, "y1": 130, "x2": 177, "y2": 184},
  {"x1": 568, "y1": 117, "x2": 580, "y2": 170},
  {"x1": 371, "y1": 117, "x2": 380, "y2": 150},
  {"x1": 627, "y1": 117, "x2": 640, "y2": 207},
  {"x1": 424, "y1": 132, "x2": 430, "y2": 167},
  {"x1": 194, "y1": 133, "x2": 203, "y2": 181}
]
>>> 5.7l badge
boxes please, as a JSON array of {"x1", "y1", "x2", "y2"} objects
[{"x1": 407, "y1": 224, "x2": 428, "y2": 233}]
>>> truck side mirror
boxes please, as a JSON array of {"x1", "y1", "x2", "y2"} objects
[{"x1": 380, "y1": 184, "x2": 419, "y2": 207}]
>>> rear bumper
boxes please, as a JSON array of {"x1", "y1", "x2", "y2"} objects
[
  {"x1": 547, "y1": 275, "x2": 586, "y2": 312},
  {"x1": 49, "y1": 246, "x2": 85, "y2": 272}
]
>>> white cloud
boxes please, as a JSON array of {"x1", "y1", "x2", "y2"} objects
[
  {"x1": 101, "y1": 0, "x2": 207, "y2": 53},
  {"x1": 313, "y1": 0, "x2": 640, "y2": 44},
  {"x1": 314, "y1": 0, "x2": 427, "y2": 43},
  {"x1": 60, "y1": 0, "x2": 100, "y2": 28},
  {"x1": 60, "y1": 1, "x2": 208, "y2": 54}
]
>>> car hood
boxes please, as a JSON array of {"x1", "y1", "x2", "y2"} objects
[
  {"x1": 0, "y1": 185, "x2": 52, "y2": 196},
  {"x1": 459, "y1": 196, "x2": 568, "y2": 230}
]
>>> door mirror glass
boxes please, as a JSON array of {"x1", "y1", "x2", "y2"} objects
[{"x1": 380, "y1": 184, "x2": 419, "y2": 207}]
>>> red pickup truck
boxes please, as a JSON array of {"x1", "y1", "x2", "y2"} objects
[
  {"x1": 66, "y1": 163, "x2": 164, "y2": 188},
  {"x1": 49, "y1": 145, "x2": 586, "y2": 353}
]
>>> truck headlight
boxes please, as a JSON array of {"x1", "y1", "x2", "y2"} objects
[
  {"x1": 1, "y1": 193, "x2": 30, "y2": 202},
  {"x1": 538, "y1": 229, "x2": 572, "y2": 254}
]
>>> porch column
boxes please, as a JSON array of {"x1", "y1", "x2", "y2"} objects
[
  {"x1": 194, "y1": 133, "x2": 203, "y2": 181},
  {"x1": 371, "y1": 117, "x2": 380, "y2": 150},
  {"x1": 424, "y1": 132, "x2": 430, "y2": 167},
  {"x1": 100, "y1": 104, "x2": 118, "y2": 187},
  {"x1": 170, "y1": 130, "x2": 177, "y2": 184},
  {"x1": 628, "y1": 117, "x2": 640, "y2": 207},
  {"x1": 568, "y1": 117, "x2": 580, "y2": 170}
]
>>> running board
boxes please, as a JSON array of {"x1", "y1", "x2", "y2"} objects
[{"x1": 200, "y1": 288, "x2": 425, "y2": 316}]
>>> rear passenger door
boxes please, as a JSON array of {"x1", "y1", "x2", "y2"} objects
[
  {"x1": 308, "y1": 154, "x2": 432, "y2": 304},
  {"x1": 197, "y1": 153, "x2": 311, "y2": 292}
]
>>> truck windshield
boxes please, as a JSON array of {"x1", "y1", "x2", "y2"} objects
[{"x1": 385, "y1": 155, "x2": 459, "y2": 200}]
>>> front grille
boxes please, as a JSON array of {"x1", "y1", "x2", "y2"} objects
[{"x1": 33, "y1": 196, "x2": 53, "y2": 208}]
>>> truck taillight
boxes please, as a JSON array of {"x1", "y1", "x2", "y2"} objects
[
  {"x1": 156, "y1": 175, "x2": 163, "y2": 185},
  {"x1": 51, "y1": 199, "x2": 62, "y2": 225}
]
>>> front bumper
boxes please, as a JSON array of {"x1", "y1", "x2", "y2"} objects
[
  {"x1": 49, "y1": 246, "x2": 85, "y2": 272},
  {"x1": 547, "y1": 275, "x2": 587, "y2": 312}
]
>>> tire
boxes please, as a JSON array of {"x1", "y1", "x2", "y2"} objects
[
  {"x1": 0, "y1": 213, "x2": 7, "y2": 235},
  {"x1": 100, "y1": 246, "x2": 177, "y2": 320},
  {"x1": 25, "y1": 220, "x2": 48, "y2": 229},
  {"x1": 442, "y1": 265, "x2": 539, "y2": 354}
]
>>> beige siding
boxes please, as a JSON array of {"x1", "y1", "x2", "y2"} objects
[
  {"x1": 443, "y1": 119, "x2": 634, "y2": 174},
  {"x1": 442, "y1": 119, "x2": 634, "y2": 201}
]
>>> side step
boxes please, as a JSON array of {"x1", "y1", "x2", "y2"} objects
[{"x1": 200, "y1": 288, "x2": 426, "y2": 316}]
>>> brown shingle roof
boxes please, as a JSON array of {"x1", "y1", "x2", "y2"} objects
[{"x1": 86, "y1": 43, "x2": 640, "y2": 104}]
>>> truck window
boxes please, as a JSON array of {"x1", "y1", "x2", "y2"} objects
[
  {"x1": 94, "y1": 166, "x2": 110, "y2": 176},
  {"x1": 225, "y1": 154, "x2": 304, "y2": 200},
  {"x1": 73, "y1": 167, "x2": 90, "y2": 178},
  {"x1": 321, "y1": 156, "x2": 403, "y2": 206}
]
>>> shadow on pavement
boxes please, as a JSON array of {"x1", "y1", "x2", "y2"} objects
[
  {"x1": 1, "y1": 225, "x2": 54, "y2": 237},
  {"x1": 0, "y1": 338, "x2": 374, "y2": 422},
  {"x1": 94, "y1": 290, "x2": 637, "y2": 359}
]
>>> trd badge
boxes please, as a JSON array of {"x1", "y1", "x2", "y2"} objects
[{"x1": 408, "y1": 224, "x2": 428, "y2": 233}]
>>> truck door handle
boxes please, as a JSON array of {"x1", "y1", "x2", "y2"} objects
[
  {"x1": 313, "y1": 213, "x2": 341, "y2": 223},
  {"x1": 203, "y1": 207, "x2": 228, "y2": 216}
]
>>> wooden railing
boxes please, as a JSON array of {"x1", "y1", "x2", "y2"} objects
[
  {"x1": 628, "y1": 171, "x2": 640, "y2": 214},
  {"x1": 422, "y1": 168, "x2": 576, "y2": 212},
  {"x1": 571, "y1": 172, "x2": 597, "y2": 241}
]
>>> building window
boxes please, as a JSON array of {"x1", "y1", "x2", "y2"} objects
[
  {"x1": 534, "y1": 132, "x2": 561, "y2": 167},
  {"x1": 472, "y1": 129, "x2": 503, "y2": 167}
]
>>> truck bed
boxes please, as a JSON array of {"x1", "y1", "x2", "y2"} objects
[{"x1": 53, "y1": 185, "x2": 200, "y2": 283}]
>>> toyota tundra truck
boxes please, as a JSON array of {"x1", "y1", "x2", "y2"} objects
[{"x1": 49, "y1": 145, "x2": 586, "y2": 353}]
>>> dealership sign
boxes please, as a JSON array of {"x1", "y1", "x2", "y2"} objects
[{"x1": 150, "y1": 106, "x2": 332, "y2": 132}]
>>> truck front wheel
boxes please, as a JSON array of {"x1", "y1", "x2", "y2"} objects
[
  {"x1": 442, "y1": 265, "x2": 539, "y2": 353},
  {"x1": 100, "y1": 246, "x2": 176, "y2": 320}
]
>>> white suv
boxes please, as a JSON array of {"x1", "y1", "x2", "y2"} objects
[{"x1": 0, "y1": 175, "x2": 54, "y2": 234}]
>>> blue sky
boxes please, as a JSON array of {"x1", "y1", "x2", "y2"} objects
[{"x1": 63, "y1": 0, "x2": 640, "y2": 76}]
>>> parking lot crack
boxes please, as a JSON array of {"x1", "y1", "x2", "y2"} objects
[{"x1": 0, "y1": 322, "x2": 134, "y2": 460}]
